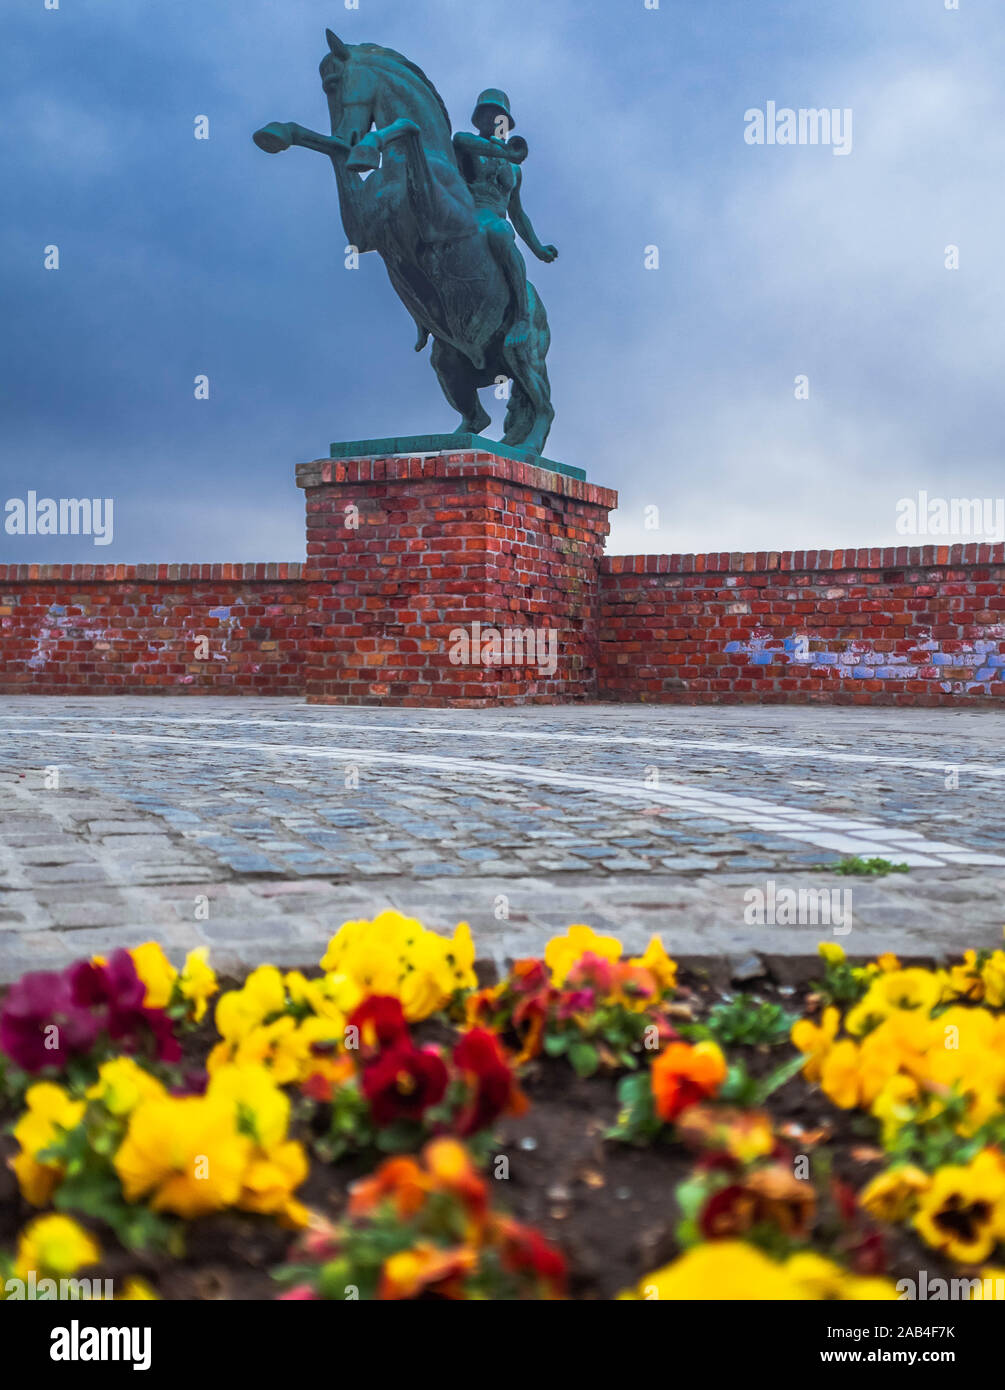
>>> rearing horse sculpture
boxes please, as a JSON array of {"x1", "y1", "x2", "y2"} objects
[{"x1": 254, "y1": 32, "x2": 556, "y2": 457}]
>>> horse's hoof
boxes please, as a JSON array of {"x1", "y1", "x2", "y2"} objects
[
  {"x1": 253, "y1": 123, "x2": 291, "y2": 154},
  {"x1": 347, "y1": 141, "x2": 381, "y2": 172}
]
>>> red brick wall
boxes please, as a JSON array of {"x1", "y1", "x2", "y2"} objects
[
  {"x1": 298, "y1": 451, "x2": 617, "y2": 706},
  {"x1": 0, "y1": 564, "x2": 309, "y2": 694},
  {"x1": 6, "y1": 477, "x2": 1003, "y2": 708},
  {"x1": 598, "y1": 545, "x2": 1005, "y2": 705}
]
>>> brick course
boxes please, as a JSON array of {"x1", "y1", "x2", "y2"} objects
[
  {"x1": 598, "y1": 546, "x2": 1005, "y2": 705},
  {"x1": 0, "y1": 564, "x2": 309, "y2": 694}
]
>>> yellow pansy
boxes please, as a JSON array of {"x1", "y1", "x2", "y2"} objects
[
  {"x1": 619, "y1": 1241, "x2": 809, "y2": 1300},
  {"x1": 818, "y1": 942, "x2": 845, "y2": 966},
  {"x1": 981, "y1": 952, "x2": 1005, "y2": 1009},
  {"x1": 11, "y1": 1083, "x2": 86, "y2": 1207},
  {"x1": 14, "y1": 1214, "x2": 100, "y2": 1281},
  {"x1": 208, "y1": 1063, "x2": 290, "y2": 1150},
  {"x1": 913, "y1": 1150, "x2": 1005, "y2": 1264},
  {"x1": 117, "y1": 1278, "x2": 159, "y2": 1300},
  {"x1": 819, "y1": 1039, "x2": 863, "y2": 1110},
  {"x1": 334, "y1": 938, "x2": 403, "y2": 998},
  {"x1": 210, "y1": 1014, "x2": 295, "y2": 1081},
  {"x1": 784, "y1": 1251, "x2": 899, "y2": 1300},
  {"x1": 545, "y1": 924, "x2": 623, "y2": 986},
  {"x1": 443, "y1": 920, "x2": 478, "y2": 993},
  {"x1": 318, "y1": 911, "x2": 476, "y2": 1020},
  {"x1": 945, "y1": 950, "x2": 983, "y2": 1002},
  {"x1": 321, "y1": 909, "x2": 415, "y2": 973},
  {"x1": 312, "y1": 970, "x2": 363, "y2": 1019},
  {"x1": 629, "y1": 936, "x2": 678, "y2": 994},
  {"x1": 870, "y1": 1074, "x2": 922, "y2": 1148},
  {"x1": 859, "y1": 1165, "x2": 931, "y2": 1224},
  {"x1": 179, "y1": 947, "x2": 217, "y2": 1022},
  {"x1": 114, "y1": 1095, "x2": 252, "y2": 1219},
  {"x1": 791, "y1": 1006, "x2": 840, "y2": 1083},
  {"x1": 846, "y1": 969, "x2": 943, "y2": 1036},
  {"x1": 130, "y1": 942, "x2": 178, "y2": 1010},
  {"x1": 215, "y1": 965, "x2": 287, "y2": 1041},
  {"x1": 239, "y1": 1141, "x2": 310, "y2": 1226},
  {"x1": 86, "y1": 1057, "x2": 167, "y2": 1117},
  {"x1": 856, "y1": 1029, "x2": 907, "y2": 1107},
  {"x1": 282, "y1": 971, "x2": 326, "y2": 1014}
]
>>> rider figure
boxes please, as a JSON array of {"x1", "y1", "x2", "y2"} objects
[{"x1": 452, "y1": 90, "x2": 557, "y2": 348}]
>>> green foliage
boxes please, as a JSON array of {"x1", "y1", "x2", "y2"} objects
[
  {"x1": 539, "y1": 1004, "x2": 655, "y2": 1074},
  {"x1": 822, "y1": 856, "x2": 910, "y2": 877},
  {"x1": 813, "y1": 956, "x2": 871, "y2": 1008},
  {"x1": 606, "y1": 1071, "x2": 662, "y2": 1145},
  {"x1": 717, "y1": 1054, "x2": 806, "y2": 1109},
  {"x1": 885, "y1": 1088, "x2": 1005, "y2": 1172},
  {"x1": 39, "y1": 1100, "x2": 177, "y2": 1254},
  {"x1": 702, "y1": 994, "x2": 797, "y2": 1048},
  {"x1": 314, "y1": 1080, "x2": 378, "y2": 1162}
]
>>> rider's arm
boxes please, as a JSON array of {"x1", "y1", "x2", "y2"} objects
[
  {"x1": 452, "y1": 132, "x2": 525, "y2": 163},
  {"x1": 508, "y1": 168, "x2": 557, "y2": 261}
]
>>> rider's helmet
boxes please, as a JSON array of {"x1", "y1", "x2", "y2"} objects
[{"x1": 472, "y1": 89, "x2": 515, "y2": 132}]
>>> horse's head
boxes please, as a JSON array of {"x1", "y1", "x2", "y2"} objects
[{"x1": 320, "y1": 29, "x2": 377, "y2": 152}]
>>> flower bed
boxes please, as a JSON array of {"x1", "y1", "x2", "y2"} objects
[{"x1": 2, "y1": 917, "x2": 1005, "y2": 1301}]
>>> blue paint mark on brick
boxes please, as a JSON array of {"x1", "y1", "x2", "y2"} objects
[{"x1": 208, "y1": 607, "x2": 231, "y2": 619}]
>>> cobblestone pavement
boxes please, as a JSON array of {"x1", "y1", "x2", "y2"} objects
[{"x1": 0, "y1": 697, "x2": 1003, "y2": 981}]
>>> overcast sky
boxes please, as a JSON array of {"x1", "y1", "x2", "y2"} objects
[{"x1": 3, "y1": 0, "x2": 1002, "y2": 561}]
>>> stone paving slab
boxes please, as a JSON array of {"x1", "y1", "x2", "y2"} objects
[{"x1": 0, "y1": 697, "x2": 1002, "y2": 981}]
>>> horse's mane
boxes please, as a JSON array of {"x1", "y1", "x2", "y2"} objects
[{"x1": 357, "y1": 44, "x2": 453, "y2": 137}]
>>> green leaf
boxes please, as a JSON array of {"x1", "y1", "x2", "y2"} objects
[
  {"x1": 753, "y1": 1052, "x2": 807, "y2": 1104},
  {"x1": 616, "y1": 1072, "x2": 648, "y2": 1106},
  {"x1": 675, "y1": 1173, "x2": 709, "y2": 1224},
  {"x1": 568, "y1": 1041, "x2": 599, "y2": 1078},
  {"x1": 375, "y1": 1120, "x2": 422, "y2": 1153}
]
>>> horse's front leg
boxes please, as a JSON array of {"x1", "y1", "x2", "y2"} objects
[
  {"x1": 347, "y1": 119, "x2": 440, "y2": 244},
  {"x1": 254, "y1": 120, "x2": 344, "y2": 157},
  {"x1": 254, "y1": 121, "x2": 373, "y2": 252}
]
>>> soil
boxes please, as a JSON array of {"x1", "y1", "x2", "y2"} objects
[{"x1": 0, "y1": 964, "x2": 964, "y2": 1299}]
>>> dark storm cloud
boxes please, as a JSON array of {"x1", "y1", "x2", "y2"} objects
[{"x1": 1, "y1": 0, "x2": 1001, "y2": 561}]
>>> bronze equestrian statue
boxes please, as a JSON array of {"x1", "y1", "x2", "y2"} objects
[{"x1": 254, "y1": 32, "x2": 558, "y2": 457}]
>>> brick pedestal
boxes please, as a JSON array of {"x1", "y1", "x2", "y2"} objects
[{"x1": 296, "y1": 447, "x2": 618, "y2": 706}]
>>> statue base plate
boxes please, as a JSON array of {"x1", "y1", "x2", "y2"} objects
[{"x1": 328, "y1": 433, "x2": 585, "y2": 481}]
